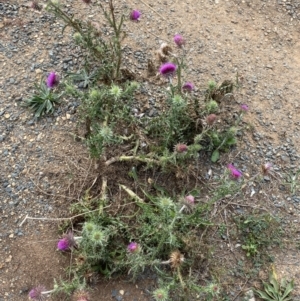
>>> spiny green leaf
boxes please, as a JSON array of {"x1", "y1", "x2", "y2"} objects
[
  {"x1": 281, "y1": 280, "x2": 294, "y2": 300},
  {"x1": 211, "y1": 150, "x2": 220, "y2": 162},
  {"x1": 254, "y1": 289, "x2": 274, "y2": 300}
]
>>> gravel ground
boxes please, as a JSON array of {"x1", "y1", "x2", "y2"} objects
[{"x1": 1, "y1": 0, "x2": 300, "y2": 300}]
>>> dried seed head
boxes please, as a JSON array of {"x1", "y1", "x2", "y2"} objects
[
  {"x1": 170, "y1": 250, "x2": 184, "y2": 268},
  {"x1": 73, "y1": 290, "x2": 90, "y2": 301},
  {"x1": 160, "y1": 43, "x2": 172, "y2": 56},
  {"x1": 156, "y1": 43, "x2": 172, "y2": 63},
  {"x1": 261, "y1": 162, "x2": 272, "y2": 175},
  {"x1": 31, "y1": 1, "x2": 42, "y2": 10}
]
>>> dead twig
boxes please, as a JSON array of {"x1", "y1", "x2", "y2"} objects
[
  {"x1": 19, "y1": 206, "x2": 111, "y2": 227},
  {"x1": 27, "y1": 173, "x2": 77, "y2": 201}
]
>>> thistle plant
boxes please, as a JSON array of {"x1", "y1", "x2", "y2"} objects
[
  {"x1": 46, "y1": 0, "x2": 125, "y2": 82},
  {"x1": 28, "y1": 277, "x2": 89, "y2": 301},
  {"x1": 25, "y1": 2, "x2": 251, "y2": 300},
  {"x1": 23, "y1": 74, "x2": 63, "y2": 118}
]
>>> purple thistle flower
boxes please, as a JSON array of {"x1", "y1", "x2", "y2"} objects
[
  {"x1": 57, "y1": 231, "x2": 76, "y2": 251},
  {"x1": 28, "y1": 285, "x2": 46, "y2": 301},
  {"x1": 159, "y1": 62, "x2": 177, "y2": 78},
  {"x1": 46, "y1": 72, "x2": 59, "y2": 88},
  {"x1": 127, "y1": 242, "x2": 139, "y2": 253},
  {"x1": 240, "y1": 104, "x2": 249, "y2": 111},
  {"x1": 57, "y1": 238, "x2": 69, "y2": 251},
  {"x1": 130, "y1": 10, "x2": 141, "y2": 21},
  {"x1": 182, "y1": 82, "x2": 194, "y2": 92},
  {"x1": 227, "y1": 164, "x2": 242, "y2": 179},
  {"x1": 174, "y1": 34, "x2": 185, "y2": 47},
  {"x1": 185, "y1": 195, "x2": 195, "y2": 204}
]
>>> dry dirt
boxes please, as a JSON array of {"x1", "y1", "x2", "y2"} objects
[{"x1": 1, "y1": 0, "x2": 300, "y2": 300}]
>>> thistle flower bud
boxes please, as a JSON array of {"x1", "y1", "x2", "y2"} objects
[
  {"x1": 206, "y1": 114, "x2": 217, "y2": 125},
  {"x1": 91, "y1": 229, "x2": 106, "y2": 245},
  {"x1": 182, "y1": 82, "x2": 194, "y2": 92},
  {"x1": 83, "y1": 222, "x2": 96, "y2": 234},
  {"x1": 110, "y1": 85, "x2": 122, "y2": 99},
  {"x1": 89, "y1": 89, "x2": 101, "y2": 100},
  {"x1": 174, "y1": 143, "x2": 188, "y2": 153},
  {"x1": 228, "y1": 127, "x2": 237, "y2": 135},
  {"x1": 99, "y1": 126, "x2": 113, "y2": 141},
  {"x1": 153, "y1": 288, "x2": 169, "y2": 301},
  {"x1": 158, "y1": 197, "x2": 175, "y2": 209},
  {"x1": 205, "y1": 100, "x2": 218, "y2": 113},
  {"x1": 172, "y1": 94, "x2": 185, "y2": 106},
  {"x1": 173, "y1": 34, "x2": 185, "y2": 47},
  {"x1": 73, "y1": 32, "x2": 83, "y2": 45},
  {"x1": 208, "y1": 80, "x2": 217, "y2": 90}
]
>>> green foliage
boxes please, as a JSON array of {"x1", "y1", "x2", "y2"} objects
[
  {"x1": 76, "y1": 81, "x2": 138, "y2": 157},
  {"x1": 23, "y1": 80, "x2": 63, "y2": 118},
  {"x1": 235, "y1": 213, "x2": 282, "y2": 258},
  {"x1": 51, "y1": 277, "x2": 88, "y2": 297},
  {"x1": 254, "y1": 267, "x2": 294, "y2": 301},
  {"x1": 283, "y1": 169, "x2": 300, "y2": 194},
  {"x1": 71, "y1": 190, "x2": 210, "y2": 278}
]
